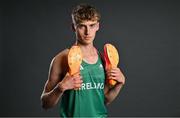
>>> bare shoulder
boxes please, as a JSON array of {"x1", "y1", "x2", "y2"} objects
[
  {"x1": 42, "y1": 49, "x2": 70, "y2": 93},
  {"x1": 53, "y1": 49, "x2": 69, "y2": 65},
  {"x1": 49, "y1": 49, "x2": 70, "y2": 81}
]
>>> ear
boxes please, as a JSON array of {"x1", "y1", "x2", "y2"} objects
[
  {"x1": 71, "y1": 23, "x2": 76, "y2": 32},
  {"x1": 96, "y1": 22, "x2": 100, "y2": 31}
]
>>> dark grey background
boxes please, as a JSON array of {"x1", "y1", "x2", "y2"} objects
[{"x1": 1, "y1": 0, "x2": 180, "y2": 117}]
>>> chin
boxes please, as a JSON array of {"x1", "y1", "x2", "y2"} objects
[
  {"x1": 82, "y1": 41, "x2": 93, "y2": 45},
  {"x1": 85, "y1": 39, "x2": 94, "y2": 44},
  {"x1": 78, "y1": 39, "x2": 94, "y2": 45}
]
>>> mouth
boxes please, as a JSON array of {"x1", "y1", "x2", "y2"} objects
[{"x1": 84, "y1": 36, "x2": 92, "y2": 39}]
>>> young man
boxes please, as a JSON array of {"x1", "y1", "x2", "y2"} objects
[{"x1": 41, "y1": 4, "x2": 125, "y2": 117}]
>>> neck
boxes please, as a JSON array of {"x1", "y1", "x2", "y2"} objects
[{"x1": 75, "y1": 41, "x2": 96, "y2": 57}]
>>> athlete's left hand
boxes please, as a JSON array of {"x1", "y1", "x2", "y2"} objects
[{"x1": 106, "y1": 67, "x2": 125, "y2": 86}]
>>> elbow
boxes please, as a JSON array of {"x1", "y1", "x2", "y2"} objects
[
  {"x1": 105, "y1": 97, "x2": 111, "y2": 106},
  {"x1": 40, "y1": 95, "x2": 51, "y2": 110},
  {"x1": 41, "y1": 101, "x2": 49, "y2": 110},
  {"x1": 40, "y1": 96, "x2": 56, "y2": 110},
  {"x1": 105, "y1": 101, "x2": 111, "y2": 106},
  {"x1": 105, "y1": 100, "x2": 111, "y2": 106}
]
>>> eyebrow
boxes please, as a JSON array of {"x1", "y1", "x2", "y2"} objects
[
  {"x1": 78, "y1": 23, "x2": 97, "y2": 26},
  {"x1": 90, "y1": 23, "x2": 97, "y2": 26}
]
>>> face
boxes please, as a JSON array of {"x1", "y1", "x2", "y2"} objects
[{"x1": 73, "y1": 20, "x2": 99, "y2": 45}]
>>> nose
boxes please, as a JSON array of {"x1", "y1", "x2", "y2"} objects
[{"x1": 85, "y1": 27, "x2": 90, "y2": 35}]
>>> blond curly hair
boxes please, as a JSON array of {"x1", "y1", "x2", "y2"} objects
[{"x1": 71, "y1": 3, "x2": 101, "y2": 25}]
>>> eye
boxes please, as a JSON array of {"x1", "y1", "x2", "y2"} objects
[
  {"x1": 78, "y1": 25, "x2": 84, "y2": 29},
  {"x1": 90, "y1": 24, "x2": 96, "y2": 28}
]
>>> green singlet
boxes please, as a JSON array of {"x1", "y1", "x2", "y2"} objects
[{"x1": 59, "y1": 53, "x2": 107, "y2": 117}]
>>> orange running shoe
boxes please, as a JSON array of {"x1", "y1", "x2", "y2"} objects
[
  {"x1": 68, "y1": 45, "x2": 83, "y2": 76},
  {"x1": 104, "y1": 44, "x2": 119, "y2": 86}
]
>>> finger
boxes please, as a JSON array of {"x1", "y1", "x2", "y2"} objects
[
  {"x1": 110, "y1": 69, "x2": 120, "y2": 73},
  {"x1": 106, "y1": 71, "x2": 113, "y2": 76},
  {"x1": 115, "y1": 77, "x2": 125, "y2": 84},
  {"x1": 106, "y1": 71, "x2": 118, "y2": 77},
  {"x1": 73, "y1": 76, "x2": 82, "y2": 81},
  {"x1": 74, "y1": 79, "x2": 83, "y2": 84},
  {"x1": 106, "y1": 70, "x2": 117, "y2": 75},
  {"x1": 74, "y1": 88, "x2": 79, "y2": 90},
  {"x1": 110, "y1": 72, "x2": 119, "y2": 76},
  {"x1": 106, "y1": 72, "x2": 110, "y2": 77},
  {"x1": 107, "y1": 76, "x2": 116, "y2": 80},
  {"x1": 106, "y1": 69, "x2": 112, "y2": 73},
  {"x1": 74, "y1": 83, "x2": 82, "y2": 88},
  {"x1": 72, "y1": 71, "x2": 81, "y2": 77},
  {"x1": 73, "y1": 75, "x2": 83, "y2": 80}
]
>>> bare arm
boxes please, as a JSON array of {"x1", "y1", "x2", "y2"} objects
[
  {"x1": 40, "y1": 49, "x2": 83, "y2": 109},
  {"x1": 104, "y1": 68, "x2": 125, "y2": 105}
]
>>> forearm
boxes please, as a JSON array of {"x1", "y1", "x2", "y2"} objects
[
  {"x1": 41, "y1": 83, "x2": 64, "y2": 109},
  {"x1": 105, "y1": 84, "x2": 123, "y2": 105}
]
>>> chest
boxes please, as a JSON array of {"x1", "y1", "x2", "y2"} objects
[
  {"x1": 80, "y1": 61, "x2": 105, "y2": 83},
  {"x1": 83, "y1": 54, "x2": 98, "y2": 64}
]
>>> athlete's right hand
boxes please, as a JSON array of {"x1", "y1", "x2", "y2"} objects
[{"x1": 58, "y1": 72, "x2": 83, "y2": 91}]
